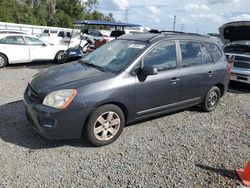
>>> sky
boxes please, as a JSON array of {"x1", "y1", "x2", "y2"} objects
[{"x1": 97, "y1": 0, "x2": 250, "y2": 34}]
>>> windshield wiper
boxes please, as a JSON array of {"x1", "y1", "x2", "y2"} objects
[{"x1": 80, "y1": 61, "x2": 106, "y2": 72}]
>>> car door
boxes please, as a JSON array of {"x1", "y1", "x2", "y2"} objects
[
  {"x1": 178, "y1": 41, "x2": 216, "y2": 103},
  {"x1": 24, "y1": 36, "x2": 55, "y2": 61},
  {"x1": 135, "y1": 41, "x2": 181, "y2": 118},
  {"x1": 0, "y1": 35, "x2": 29, "y2": 63}
]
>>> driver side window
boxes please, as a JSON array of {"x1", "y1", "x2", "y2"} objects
[{"x1": 143, "y1": 41, "x2": 177, "y2": 71}]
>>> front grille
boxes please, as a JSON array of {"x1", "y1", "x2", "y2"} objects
[
  {"x1": 27, "y1": 85, "x2": 40, "y2": 102},
  {"x1": 234, "y1": 56, "x2": 250, "y2": 62},
  {"x1": 234, "y1": 61, "x2": 250, "y2": 69}
]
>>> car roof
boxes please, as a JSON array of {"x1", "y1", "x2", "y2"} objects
[
  {"x1": 0, "y1": 29, "x2": 29, "y2": 33},
  {"x1": 119, "y1": 33, "x2": 216, "y2": 44},
  {"x1": 0, "y1": 33, "x2": 35, "y2": 38}
]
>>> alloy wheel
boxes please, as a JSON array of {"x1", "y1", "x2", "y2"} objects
[
  {"x1": 0, "y1": 56, "x2": 5, "y2": 67},
  {"x1": 94, "y1": 111, "x2": 120, "y2": 141},
  {"x1": 207, "y1": 91, "x2": 218, "y2": 107}
]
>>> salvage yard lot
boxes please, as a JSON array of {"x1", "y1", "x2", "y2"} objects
[{"x1": 0, "y1": 62, "x2": 249, "y2": 187}]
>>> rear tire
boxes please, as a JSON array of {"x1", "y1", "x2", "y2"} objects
[
  {"x1": 0, "y1": 54, "x2": 8, "y2": 68},
  {"x1": 84, "y1": 104, "x2": 125, "y2": 146},
  {"x1": 54, "y1": 50, "x2": 65, "y2": 64},
  {"x1": 201, "y1": 86, "x2": 221, "y2": 112}
]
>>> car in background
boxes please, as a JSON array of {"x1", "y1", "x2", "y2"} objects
[
  {"x1": 24, "y1": 33, "x2": 229, "y2": 146},
  {"x1": 0, "y1": 34, "x2": 67, "y2": 68},
  {"x1": 40, "y1": 29, "x2": 71, "y2": 45},
  {"x1": 219, "y1": 21, "x2": 250, "y2": 84}
]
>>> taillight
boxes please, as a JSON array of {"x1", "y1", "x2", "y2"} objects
[{"x1": 227, "y1": 61, "x2": 232, "y2": 76}]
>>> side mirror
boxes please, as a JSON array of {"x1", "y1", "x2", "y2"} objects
[
  {"x1": 137, "y1": 65, "x2": 158, "y2": 82},
  {"x1": 141, "y1": 66, "x2": 158, "y2": 76}
]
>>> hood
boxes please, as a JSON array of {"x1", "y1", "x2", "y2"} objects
[
  {"x1": 29, "y1": 61, "x2": 114, "y2": 95},
  {"x1": 219, "y1": 21, "x2": 250, "y2": 44}
]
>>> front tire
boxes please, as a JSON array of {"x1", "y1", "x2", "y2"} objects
[
  {"x1": 54, "y1": 50, "x2": 65, "y2": 63},
  {"x1": 201, "y1": 86, "x2": 221, "y2": 112},
  {"x1": 85, "y1": 104, "x2": 125, "y2": 146},
  {"x1": 0, "y1": 54, "x2": 8, "y2": 68}
]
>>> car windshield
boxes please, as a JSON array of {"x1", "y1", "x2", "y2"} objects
[
  {"x1": 79, "y1": 39, "x2": 147, "y2": 73},
  {"x1": 231, "y1": 40, "x2": 250, "y2": 46}
]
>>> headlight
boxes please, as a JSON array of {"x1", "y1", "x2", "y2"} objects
[{"x1": 43, "y1": 89, "x2": 77, "y2": 109}]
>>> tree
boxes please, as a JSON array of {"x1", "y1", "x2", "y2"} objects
[{"x1": 0, "y1": 0, "x2": 115, "y2": 28}]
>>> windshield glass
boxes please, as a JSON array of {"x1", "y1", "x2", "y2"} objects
[
  {"x1": 80, "y1": 39, "x2": 147, "y2": 73},
  {"x1": 231, "y1": 40, "x2": 250, "y2": 46}
]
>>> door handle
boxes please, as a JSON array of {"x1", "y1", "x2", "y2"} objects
[
  {"x1": 208, "y1": 71, "x2": 214, "y2": 77},
  {"x1": 170, "y1": 77, "x2": 180, "y2": 84}
]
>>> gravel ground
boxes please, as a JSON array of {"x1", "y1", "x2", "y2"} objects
[{"x1": 0, "y1": 62, "x2": 249, "y2": 188}]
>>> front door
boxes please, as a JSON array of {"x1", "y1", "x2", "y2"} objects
[
  {"x1": 135, "y1": 41, "x2": 180, "y2": 118},
  {"x1": 24, "y1": 36, "x2": 54, "y2": 61}
]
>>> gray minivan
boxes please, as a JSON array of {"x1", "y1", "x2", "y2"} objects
[{"x1": 24, "y1": 33, "x2": 230, "y2": 146}]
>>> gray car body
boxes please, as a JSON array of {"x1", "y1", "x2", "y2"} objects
[{"x1": 24, "y1": 33, "x2": 229, "y2": 139}]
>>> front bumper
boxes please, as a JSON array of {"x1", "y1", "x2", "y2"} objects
[
  {"x1": 23, "y1": 87, "x2": 88, "y2": 140},
  {"x1": 230, "y1": 68, "x2": 250, "y2": 84}
]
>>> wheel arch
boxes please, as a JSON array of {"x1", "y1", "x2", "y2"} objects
[
  {"x1": 0, "y1": 52, "x2": 9, "y2": 64},
  {"x1": 214, "y1": 83, "x2": 225, "y2": 97},
  {"x1": 96, "y1": 102, "x2": 128, "y2": 123},
  {"x1": 54, "y1": 50, "x2": 65, "y2": 61},
  {"x1": 83, "y1": 101, "x2": 129, "y2": 131}
]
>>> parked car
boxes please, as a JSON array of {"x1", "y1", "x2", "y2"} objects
[
  {"x1": 24, "y1": 33, "x2": 229, "y2": 146},
  {"x1": 0, "y1": 34, "x2": 67, "y2": 68},
  {"x1": 219, "y1": 21, "x2": 250, "y2": 84},
  {"x1": 40, "y1": 29, "x2": 71, "y2": 45}
]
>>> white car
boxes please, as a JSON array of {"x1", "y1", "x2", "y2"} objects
[{"x1": 0, "y1": 34, "x2": 67, "y2": 68}]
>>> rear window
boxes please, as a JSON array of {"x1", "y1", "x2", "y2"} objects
[{"x1": 205, "y1": 42, "x2": 222, "y2": 62}]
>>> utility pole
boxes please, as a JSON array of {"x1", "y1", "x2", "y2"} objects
[
  {"x1": 125, "y1": 8, "x2": 128, "y2": 22},
  {"x1": 173, "y1": 15, "x2": 176, "y2": 31}
]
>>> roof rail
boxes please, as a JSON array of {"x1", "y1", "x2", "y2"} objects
[{"x1": 148, "y1": 29, "x2": 207, "y2": 37}]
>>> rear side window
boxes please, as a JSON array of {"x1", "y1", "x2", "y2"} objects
[
  {"x1": 0, "y1": 36, "x2": 25, "y2": 45},
  {"x1": 180, "y1": 41, "x2": 202, "y2": 67},
  {"x1": 144, "y1": 41, "x2": 177, "y2": 71},
  {"x1": 201, "y1": 43, "x2": 213, "y2": 64},
  {"x1": 205, "y1": 43, "x2": 222, "y2": 62}
]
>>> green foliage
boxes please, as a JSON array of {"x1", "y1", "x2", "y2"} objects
[{"x1": 0, "y1": 0, "x2": 114, "y2": 28}]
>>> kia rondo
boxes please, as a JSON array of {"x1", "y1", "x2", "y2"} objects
[{"x1": 24, "y1": 33, "x2": 230, "y2": 146}]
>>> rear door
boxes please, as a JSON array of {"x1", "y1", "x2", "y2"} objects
[
  {"x1": 178, "y1": 40, "x2": 216, "y2": 103},
  {"x1": 135, "y1": 41, "x2": 181, "y2": 117},
  {"x1": 0, "y1": 36, "x2": 29, "y2": 63}
]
